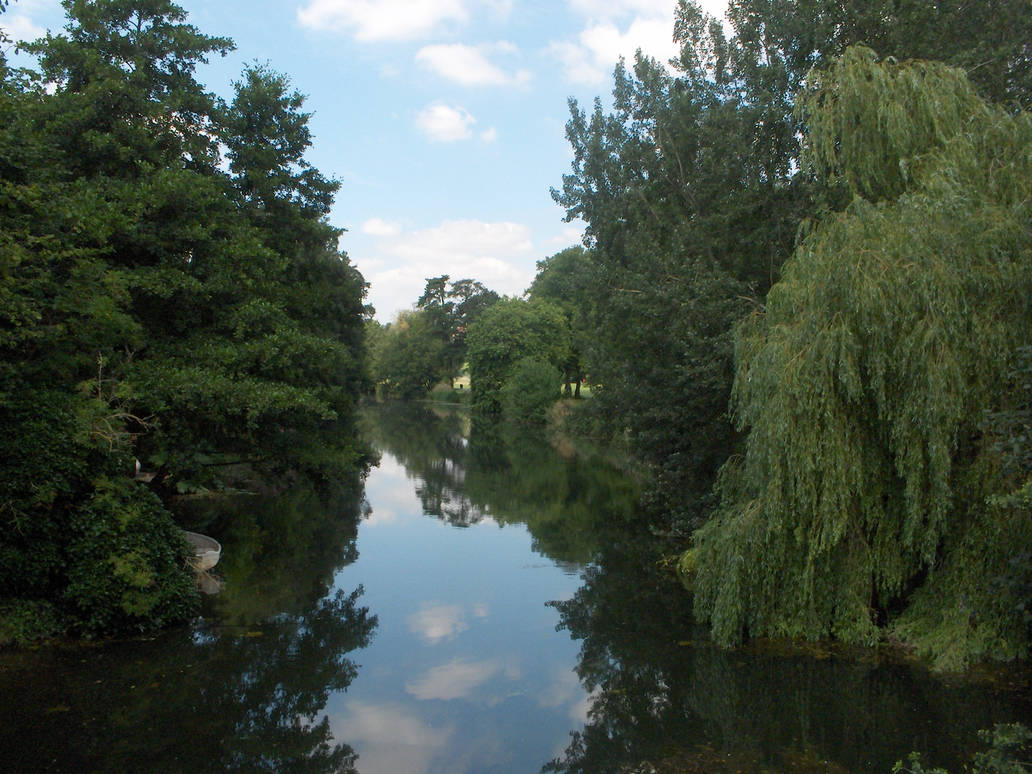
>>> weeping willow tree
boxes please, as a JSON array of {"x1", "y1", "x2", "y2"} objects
[{"x1": 690, "y1": 47, "x2": 1032, "y2": 670}]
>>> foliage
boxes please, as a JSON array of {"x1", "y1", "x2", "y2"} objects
[
  {"x1": 692, "y1": 49, "x2": 1032, "y2": 668},
  {"x1": 368, "y1": 276, "x2": 499, "y2": 399},
  {"x1": 544, "y1": 498, "x2": 1029, "y2": 774},
  {"x1": 466, "y1": 297, "x2": 569, "y2": 415},
  {"x1": 0, "y1": 0, "x2": 370, "y2": 636},
  {"x1": 552, "y1": 3, "x2": 809, "y2": 527},
  {"x1": 894, "y1": 724, "x2": 1032, "y2": 774},
  {"x1": 553, "y1": 0, "x2": 1032, "y2": 535},
  {"x1": 500, "y1": 356, "x2": 561, "y2": 424},
  {"x1": 64, "y1": 476, "x2": 198, "y2": 633},
  {"x1": 527, "y1": 246, "x2": 594, "y2": 396},
  {"x1": 415, "y1": 274, "x2": 500, "y2": 387},
  {"x1": 370, "y1": 310, "x2": 446, "y2": 399},
  {"x1": 0, "y1": 599, "x2": 65, "y2": 646}
]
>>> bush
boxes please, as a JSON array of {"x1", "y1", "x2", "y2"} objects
[
  {"x1": 501, "y1": 357, "x2": 561, "y2": 424},
  {"x1": 893, "y1": 724, "x2": 1031, "y2": 774},
  {"x1": 64, "y1": 477, "x2": 198, "y2": 634},
  {"x1": 0, "y1": 599, "x2": 66, "y2": 646}
]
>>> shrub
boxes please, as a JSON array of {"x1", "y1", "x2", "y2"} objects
[
  {"x1": 501, "y1": 357, "x2": 561, "y2": 424},
  {"x1": 64, "y1": 477, "x2": 198, "y2": 633}
]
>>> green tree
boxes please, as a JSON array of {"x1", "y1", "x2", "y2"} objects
[
  {"x1": 0, "y1": 0, "x2": 370, "y2": 637},
  {"x1": 554, "y1": 0, "x2": 1032, "y2": 532},
  {"x1": 466, "y1": 298, "x2": 569, "y2": 416},
  {"x1": 553, "y1": 15, "x2": 802, "y2": 525},
  {"x1": 500, "y1": 356, "x2": 562, "y2": 424},
  {"x1": 691, "y1": 48, "x2": 1032, "y2": 669},
  {"x1": 527, "y1": 246, "x2": 593, "y2": 397},
  {"x1": 371, "y1": 310, "x2": 446, "y2": 399},
  {"x1": 415, "y1": 275, "x2": 499, "y2": 387}
]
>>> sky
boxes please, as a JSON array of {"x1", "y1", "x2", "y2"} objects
[{"x1": 3, "y1": 0, "x2": 728, "y2": 321}]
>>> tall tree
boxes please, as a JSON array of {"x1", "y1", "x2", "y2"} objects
[
  {"x1": 691, "y1": 48, "x2": 1032, "y2": 669},
  {"x1": 527, "y1": 246, "x2": 593, "y2": 397},
  {"x1": 0, "y1": 0, "x2": 371, "y2": 638},
  {"x1": 554, "y1": 3, "x2": 806, "y2": 526},
  {"x1": 554, "y1": 0, "x2": 1032, "y2": 530},
  {"x1": 370, "y1": 310, "x2": 446, "y2": 399},
  {"x1": 414, "y1": 274, "x2": 499, "y2": 388}
]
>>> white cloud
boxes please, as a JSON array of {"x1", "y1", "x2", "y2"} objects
[
  {"x1": 415, "y1": 103, "x2": 476, "y2": 142},
  {"x1": 549, "y1": 15, "x2": 678, "y2": 85},
  {"x1": 551, "y1": 0, "x2": 728, "y2": 84},
  {"x1": 297, "y1": 0, "x2": 468, "y2": 41},
  {"x1": 389, "y1": 219, "x2": 533, "y2": 261},
  {"x1": 406, "y1": 658, "x2": 500, "y2": 700},
  {"x1": 357, "y1": 218, "x2": 536, "y2": 321},
  {"x1": 569, "y1": 0, "x2": 726, "y2": 22},
  {"x1": 550, "y1": 224, "x2": 585, "y2": 246},
  {"x1": 480, "y1": 126, "x2": 499, "y2": 143},
  {"x1": 330, "y1": 702, "x2": 451, "y2": 774},
  {"x1": 361, "y1": 217, "x2": 403, "y2": 237},
  {"x1": 416, "y1": 42, "x2": 530, "y2": 87},
  {"x1": 1, "y1": 0, "x2": 58, "y2": 44},
  {"x1": 296, "y1": 0, "x2": 523, "y2": 41},
  {"x1": 408, "y1": 604, "x2": 468, "y2": 644}
]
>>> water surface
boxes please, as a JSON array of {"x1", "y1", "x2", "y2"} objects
[{"x1": 0, "y1": 403, "x2": 1028, "y2": 773}]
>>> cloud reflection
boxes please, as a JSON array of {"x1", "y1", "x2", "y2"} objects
[
  {"x1": 330, "y1": 701, "x2": 451, "y2": 774},
  {"x1": 406, "y1": 658, "x2": 500, "y2": 700},
  {"x1": 363, "y1": 456, "x2": 422, "y2": 525},
  {"x1": 408, "y1": 604, "x2": 468, "y2": 643},
  {"x1": 538, "y1": 668, "x2": 594, "y2": 724}
]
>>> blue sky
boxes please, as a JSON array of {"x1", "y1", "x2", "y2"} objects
[{"x1": 3, "y1": 0, "x2": 727, "y2": 321}]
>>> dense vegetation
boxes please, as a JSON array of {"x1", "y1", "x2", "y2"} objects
[
  {"x1": 0, "y1": 0, "x2": 369, "y2": 639},
  {"x1": 549, "y1": 0, "x2": 1032, "y2": 670},
  {"x1": 691, "y1": 48, "x2": 1032, "y2": 669}
]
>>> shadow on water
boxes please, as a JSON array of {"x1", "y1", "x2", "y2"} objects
[{"x1": 0, "y1": 472, "x2": 377, "y2": 774}]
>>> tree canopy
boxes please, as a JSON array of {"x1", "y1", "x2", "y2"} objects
[
  {"x1": 691, "y1": 48, "x2": 1032, "y2": 669},
  {"x1": 466, "y1": 298, "x2": 569, "y2": 417},
  {"x1": 0, "y1": 0, "x2": 370, "y2": 637}
]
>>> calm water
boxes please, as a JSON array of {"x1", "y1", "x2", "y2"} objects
[{"x1": 0, "y1": 403, "x2": 1029, "y2": 773}]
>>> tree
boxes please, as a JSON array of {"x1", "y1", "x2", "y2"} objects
[
  {"x1": 0, "y1": 0, "x2": 370, "y2": 638},
  {"x1": 500, "y1": 357, "x2": 562, "y2": 424},
  {"x1": 527, "y1": 246, "x2": 593, "y2": 397},
  {"x1": 553, "y1": 8, "x2": 805, "y2": 526},
  {"x1": 553, "y1": 0, "x2": 1032, "y2": 532},
  {"x1": 691, "y1": 48, "x2": 1032, "y2": 669},
  {"x1": 466, "y1": 298, "x2": 569, "y2": 416},
  {"x1": 370, "y1": 310, "x2": 446, "y2": 399},
  {"x1": 415, "y1": 275, "x2": 500, "y2": 387}
]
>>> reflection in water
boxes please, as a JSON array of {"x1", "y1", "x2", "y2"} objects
[
  {"x1": 361, "y1": 402, "x2": 640, "y2": 564},
  {"x1": 0, "y1": 474, "x2": 377, "y2": 774},
  {"x1": 545, "y1": 527, "x2": 1032, "y2": 774},
  {"x1": 3, "y1": 405, "x2": 1029, "y2": 774}
]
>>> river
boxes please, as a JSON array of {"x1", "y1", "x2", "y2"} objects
[{"x1": 0, "y1": 402, "x2": 1028, "y2": 773}]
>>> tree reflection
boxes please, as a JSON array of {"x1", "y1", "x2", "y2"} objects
[
  {"x1": 180, "y1": 473, "x2": 367, "y2": 625},
  {"x1": 0, "y1": 474, "x2": 378, "y2": 774},
  {"x1": 545, "y1": 528, "x2": 1032, "y2": 774},
  {"x1": 361, "y1": 403, "x2": 639, "y2": 564}
]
